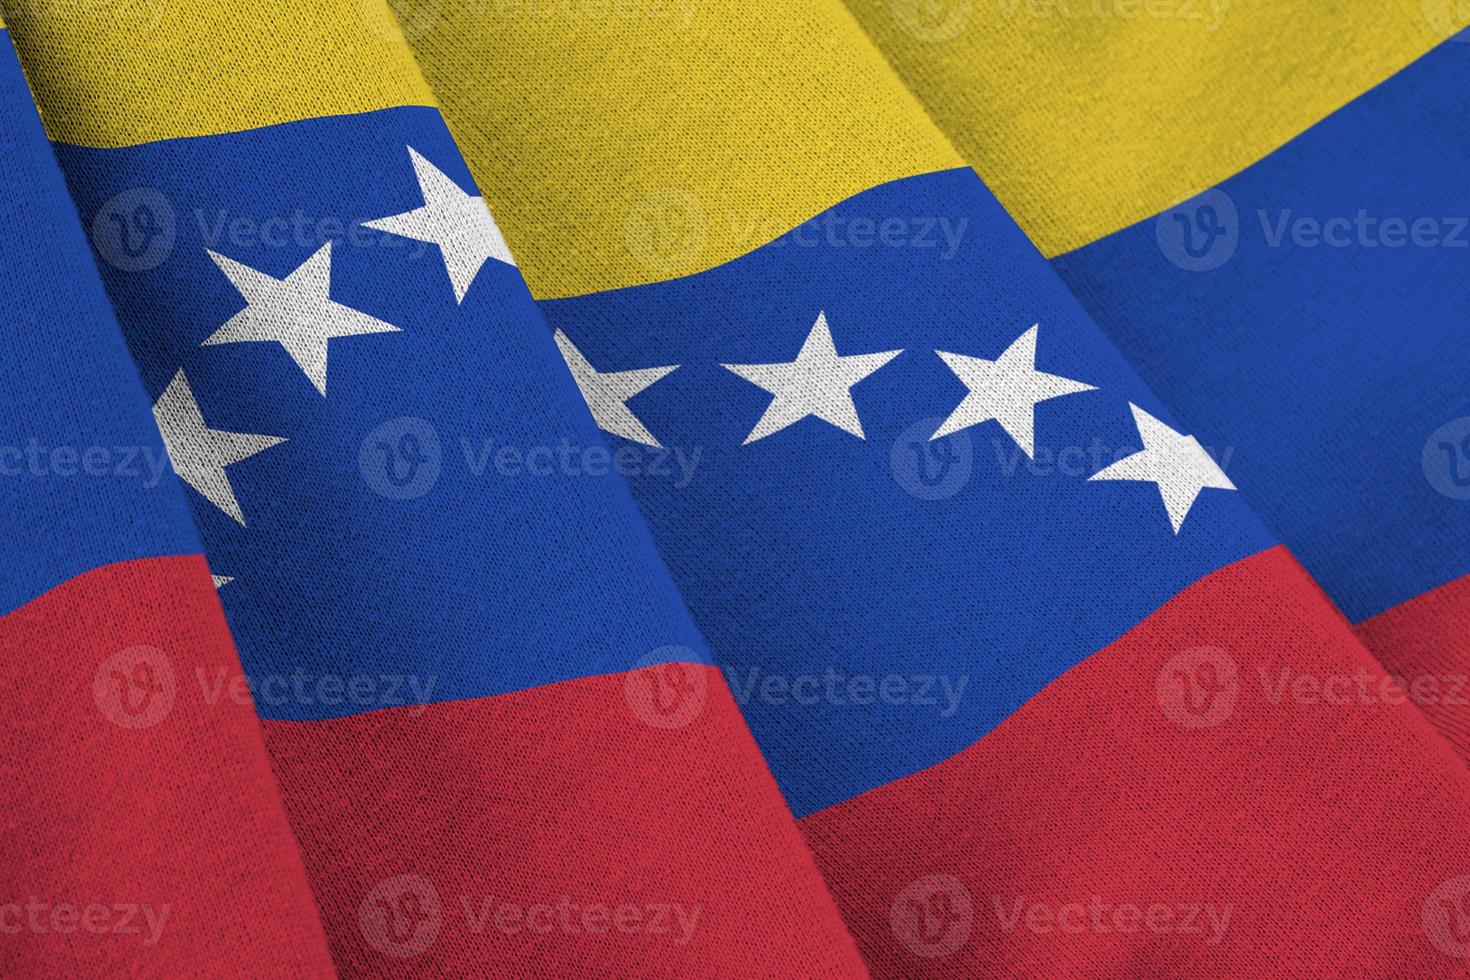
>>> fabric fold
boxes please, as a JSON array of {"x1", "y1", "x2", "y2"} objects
[
  {"x1": 0, "y1": 21, "x2": 336, "y2": 976},
  {"x1": 392, "y1": 0, "x2": 1470, "y2": 973},
  {"x1": 0, "y1": 0, "x2": 868, "y2": 974}
]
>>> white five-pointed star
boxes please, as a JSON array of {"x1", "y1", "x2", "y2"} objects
[
  {"x1": 203, "y1": 243, "x2": 400, "y2": 396},
  {"x1": 554, "y1": 330, "x2": 678, "y2": 448},
  {"x1": 932, "y1": 324, "x2": 1095, "y2": 455},
  {"x1": 723, "y1": 312, "x2": 902, "y2": 445},
  {"x1": 1090, "y1": 403, "x2": 1236, "y2": 534},
  {"x1": 153, "y1": 370, "x2": 285, "y2": 525},
  {"x1": 364, "y1": 146, "x2": 516, "y2": 303},
  {"x1": 211, "y1": 575, "x2": 234, "y2": 589}
]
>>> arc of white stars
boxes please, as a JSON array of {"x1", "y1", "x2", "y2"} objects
[
  {"x1": 363, "y1": 146, "x2": 516, "y2": 303},
  {"x1": 932, "y1": 323, "x2": 1095, "y2": 455},
  {"x1": 152, "y1": 370, "x2": 285, "y2": 526},
  {"x1": 722, "y1": 312, "x2": 902, "y2": 445},
  {"x1": 202, "y1": 243, "x2": 400, "y2": 396},
  {"x1": 554, "y1": 330, "x2": 678, "y2": 448},
  {"x1": 1090, "y1": 403, "x2": 1236, "y2": 534}
]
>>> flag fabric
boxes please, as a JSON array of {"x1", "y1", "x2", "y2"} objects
[
  {"x1": 3, "y1": 0, "x2": 1470, "y2": 977},
  {"x1": 0, "y1": 17, "x2": 336, "y2": 976},
  {"x1": 396, "y1": 1, "x2": 1470, "y2": 974},
  {"x1": 1, "y1": 1, "x2": 864, "y2": 975},
  {"x1": 843, "y1": 0, "x2": 1470, "y2": 757}
]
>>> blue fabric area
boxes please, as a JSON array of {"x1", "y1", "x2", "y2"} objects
[
  {"x1": 0, "y1": 31, "x2": 197, "y2": 616},
  {"x1": 56, "y1": 106, "x2": 710, "y2": 719},
  {"x1": 542, "y1": 167, "x2": 1275, "y2": 816},
  {"x1": 1054, "y1": 40, "x2": 1470, "y2": 623}
]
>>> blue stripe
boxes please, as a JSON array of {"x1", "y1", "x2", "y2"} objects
[
  {"x1": 1054, "y1": 39, "x2": 1470, "y2": 623},
  {"x1": 542, "y1": 167, "x2": 1274, "y2": 815},
  {"x1": 0, "y1": 30, "x2": 197, "y2": 616},
  {"x1": 55, "y1": 106, "x2": 710, "y2": 718}
]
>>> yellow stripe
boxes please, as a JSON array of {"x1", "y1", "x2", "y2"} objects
[
  {"x1": 0, "y1": 0, "x2": 432, "y2": 147},
  {"x1": 405, "y1": 0, "x2": 962, "y2": 299},
  {"x1": 844, "y1": 0, "x2": 1470, "y2": 257}
]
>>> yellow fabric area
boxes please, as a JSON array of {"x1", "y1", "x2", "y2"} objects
[
  {"x1": 403, "y1": 0, "x2": 962, "y2": 299},
  {"x1": 0, "y1": 0, "x2": 431, "y2": 148},
  {"x1": 843, "y1": 0, "x2": 1470, "y2": 257}
]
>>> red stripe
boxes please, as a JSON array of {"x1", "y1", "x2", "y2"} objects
[
  {"x1": 261, "y1": 666, "x2": 866, "y2": 977},
  {"x1": 0, "y1": 556, "x2": 334, "y2": 977},
  {"x1": 1354, "y1": 571, "x2": 1470, "y2": 759},
  {"x1": 800, "y1": 546, "x2": 1470, "y2": 977}
]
